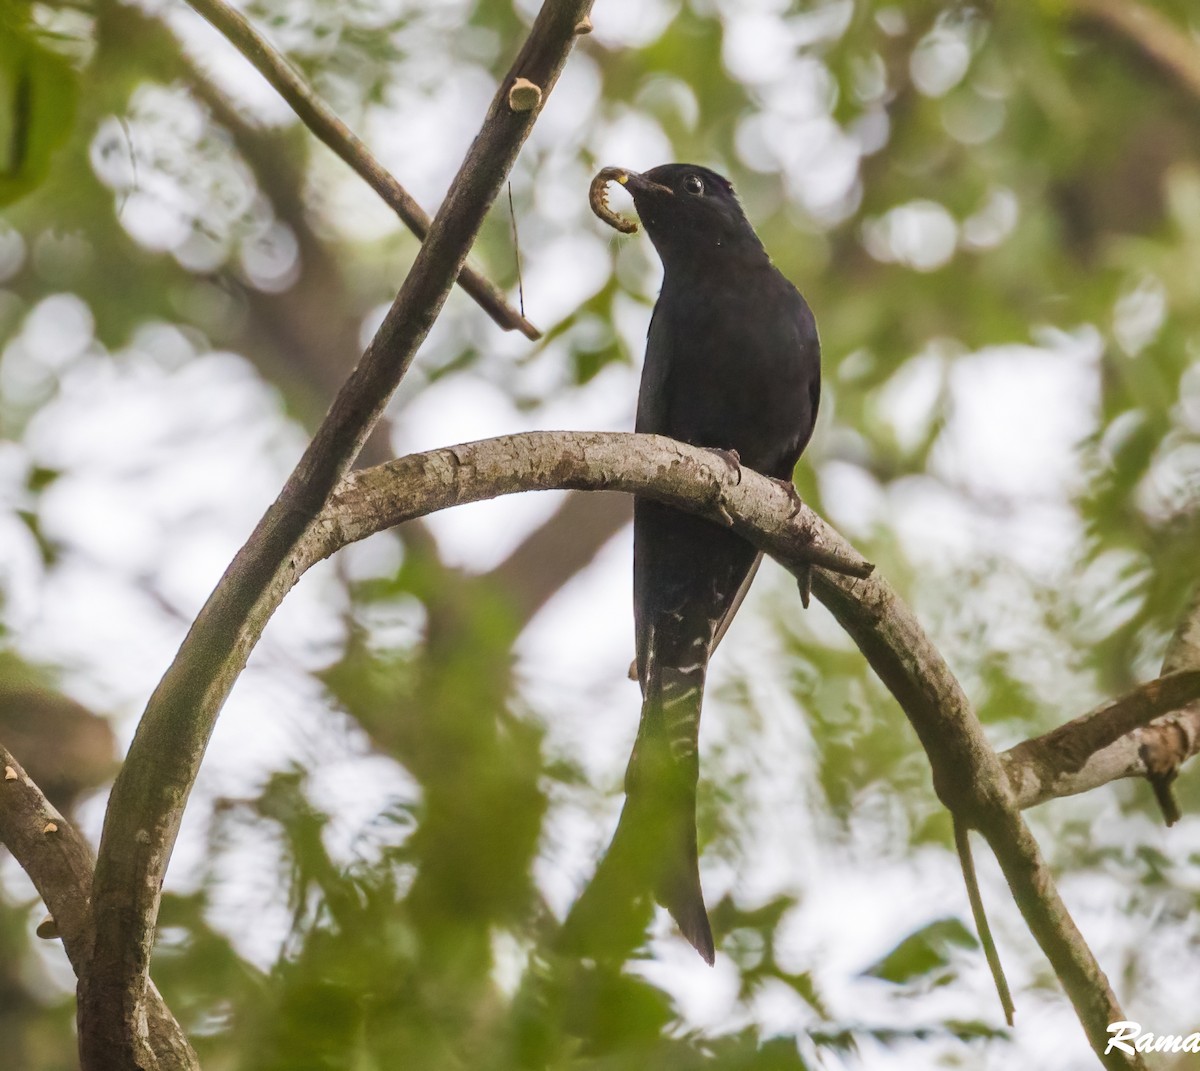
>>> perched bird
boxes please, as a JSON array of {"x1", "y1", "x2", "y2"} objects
[{"x1": 584, "y1": 164, "x2": 821, "y2": 965}]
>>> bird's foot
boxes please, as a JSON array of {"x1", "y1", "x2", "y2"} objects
[
  {"x1": 775, "y1": 479, "x2": 815, "y2": 604},
  {"x1": 706, "y1": 447, "x2": 742, "y2": 485},
  {"x1": 796, "y1": 563, "x2": 813, "y2": 609},
  {"x1": 704, "y1": 448, "x2": 742, "y2": 526},
  {"x1": 772, "y1": 476, "x2": 805, "y2": 519}
]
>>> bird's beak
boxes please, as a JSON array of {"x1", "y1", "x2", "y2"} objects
[
  {"x1": 590, "y1": 167, "x2": 672, "y2": 234},
  {"x1": 609, "y1": 169, "x2": 673, "y2": 197}
]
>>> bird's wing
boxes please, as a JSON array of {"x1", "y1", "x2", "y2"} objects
[
  {"x1": 710, "y1": 551, "x2": 762, "y2": 655},
  {"x1": 634, "y1": 303, "x2": 673, "y2": 435}
]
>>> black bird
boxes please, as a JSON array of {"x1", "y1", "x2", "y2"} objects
[{"x1": 588, "y1": 163, "x2": 821, "y2": 964}]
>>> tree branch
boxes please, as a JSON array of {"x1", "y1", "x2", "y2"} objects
[
  {"x1": 86, "y1": 396, "x2": 1171, "y2": 1066},
  {"x1": 1003, "y1": 668, "x2": 1200, "y2": 812},
  {"x1": 183, "y1": 0, "x2": 541, "y2": 339},
  {"x1": 315, "y1": 432, "x2": 872, "y2": 579},
  {"x1": 808, "y1": 574, "x2": 1139, "y2": 1068},
  {"x1": 0, "y1": 744, "x2": 197, "y2": 1071},
  {"x1": 81, "y1": 5, "x2": 594, "y2": 1067},
  {"x1": 300, "y1": 429, "x2": 1139, "y2": 1068}
]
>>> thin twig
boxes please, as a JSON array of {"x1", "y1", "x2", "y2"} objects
[
  {"x1": 183, "y1": 0, "x2": 541, "y2": 339},
  {"x1": 80, "y1": 5, "x2": 594, "y2": 1067},
  {"x1": 954, "y1": 817, "x2": 1014, "y2": 1026}
]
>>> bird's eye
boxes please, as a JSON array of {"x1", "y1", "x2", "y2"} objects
[{"x1": 683, "y1": 174, "x2": 704, "y2": 195}]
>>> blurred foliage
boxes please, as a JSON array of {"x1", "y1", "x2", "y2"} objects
[
  {"x1": 862, "y1": 916, "x2": 976, "y2": 988},
  {"x1": 0, "y1": 5, "x2": 79, "y2": 207},
  {"x1": 2, "y1": 0, "x2": 1200, "y2": 1067}
]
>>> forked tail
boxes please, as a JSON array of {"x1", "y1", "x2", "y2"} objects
[{"x1": 624, "y1": 657, "x2": 714, "y2": 963}]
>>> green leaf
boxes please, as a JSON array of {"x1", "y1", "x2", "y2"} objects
[
  {"x1": 862, "y1": 917, "x2": 978, "y2": 985},
  {"x1": 0, "y1": 22, "x2": 78, "y2": 206}
]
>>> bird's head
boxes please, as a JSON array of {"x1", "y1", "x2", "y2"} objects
[{"x1": 593, "y1": 164, "x2": 762, "y2": 270}]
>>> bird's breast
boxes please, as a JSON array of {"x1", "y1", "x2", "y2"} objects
[{"x1": 638, "y1": 269, "x2": 818, "y2": 477}]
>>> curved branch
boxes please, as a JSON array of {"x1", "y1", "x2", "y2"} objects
[
  {"x1": 314, "y1": 432, "x2": 872, "y2": 578},
  {"x1": 89, "y1": 414, "x2": 1159, "y2": 1067},
  {"x1": 183, "y1": 0, "x2": 540, "y2": 339},
  {"x1": 82, "y1": 5, "x2": 594, "y2": 1066},
  {"x1": 0, "y1": 744, "x2": 197, "y2": 1071},
  {"x1": 217, "y1": 426, "x2": 1151, "y2": 1065},
  {"x1": 310, "y1": 430, "x2": 1139, "y2": 1064},
  {"x1": 809, "y1": 569, "x2": 1139, "y2": 1069}
]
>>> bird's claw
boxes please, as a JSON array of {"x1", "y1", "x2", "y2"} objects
[
  {"x1": 772, "y1": 477, "x2": 804, "y2": 519},
  {"x1": 704, "y1": 448, "x2": 741, "y2": 527},
  {"x1": 707, "y1": 447, "x2": 742, "y2": 485},
  {"x1": 796, "y1": 564, "x2": 813, "y2": 609}
]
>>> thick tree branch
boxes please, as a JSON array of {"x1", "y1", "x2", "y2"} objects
[
  {"x1": 0, "y1": 745, "x2": 197, "y2": 1071},
  {"x1": 120, "y1": 424, "x2": 1145, "y2": 1066},
  {"x1": 302, "y1": 430, "x2": 1138, "y2": 1068},
  {"x1": 83, "y1": 390, "x2": 1169, "y2": 1067},
  {"x1": 183, "y1": 0, "x2": 540, "y2": 339},
  {"x1": 81, "y1": 5, "x2": 594, "y2": 1067},
  {"x1": 314, "y1": 433, "x2": 872, "y2": 579}
]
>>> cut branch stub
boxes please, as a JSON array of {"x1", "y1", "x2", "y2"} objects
[{"x1": 507, "y1": 77, "x2": 543, "y2": 112}]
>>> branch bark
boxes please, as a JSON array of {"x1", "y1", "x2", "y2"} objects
[
  {"x1": 80, "y1": 4, "x2": 594, "y2": 1067},
  {"x1": 1004, "y1": 668, "x2": 1200, "y2": 812},
  {"x1": 314, "y1": 433, "x2": 872, "y2": 579},
  {"x1": 183, "y1": 0, "x2": 540, "y2": 339},
  {"x1": 0, "y1": 745, "x2": 197, "y2": 1071}
]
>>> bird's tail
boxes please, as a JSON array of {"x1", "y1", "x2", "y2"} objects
[
  {"x1": 638, "y1": 657, "x2": 710, "y2": 965},
  {"x1": 625, "y1": 658, "x2": 714, "y2": 963},
  {"x1": 557, "y1": 657, "x2": 713, "y2": 964}
]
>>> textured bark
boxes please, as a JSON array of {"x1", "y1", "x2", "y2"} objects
[
  {"x1": 808, "y1": 576, "x2": 1138, "y2": 1069},
  {"x1": 1004, "y1": 665, "x2": 1200, "y2": 813},
  {"x1": 0, "y1": 745, "x2": 197, "y2": 1070},
  {"x1": 314, "y1": 432, "x2": 870, "y2": 578},
  {"x1": 310, "y1": 430, "x2": 1145, "y2": 1070}
]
